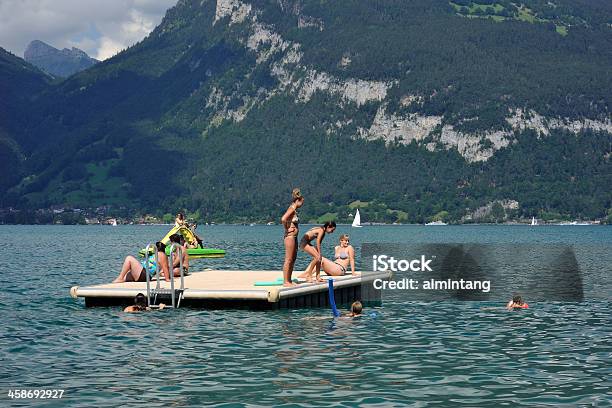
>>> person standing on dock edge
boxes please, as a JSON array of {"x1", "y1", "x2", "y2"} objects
[{"x1": 281, "y1": 188, "x2": 304, "y2": 287}]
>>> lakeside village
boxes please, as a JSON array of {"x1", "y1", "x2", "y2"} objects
[{"x1": 0, "y1": 200, "x2": 609, "y2": 226}]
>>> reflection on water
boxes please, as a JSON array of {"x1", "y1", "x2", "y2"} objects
[{"x1": 0, "y1": 225, "x2": 610, "y2": 407}]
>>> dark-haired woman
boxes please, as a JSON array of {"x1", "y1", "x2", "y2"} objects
[
  {"x1": 169, "y1": 233, "x2": 189, "y2": 276},
  {"x1": 281, "y1": 188, "x2": 304, "y2": 287},
  {"x1": 299, "y1": 221, "x2": 336, "y2": 282},
  {"x1": 112, "y1": 242, "x2": 171, "y2": 283},
  {"x1": 124, "y1": 293, "x2": 166, "y2": 312},
  {"x1": 175, "y1": 212, "x2": 187, "y2": 227},
  {"x1": 506, "y1": 294, "x2": 529, "y2": 310}
]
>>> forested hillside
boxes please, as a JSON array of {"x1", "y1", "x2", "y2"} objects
[
  {"x1": 0, "y1": 48, "x2": 50, "y2": 195},
  {"x1": 1, "y1": 0, "x2": 610, "y2": 223}
]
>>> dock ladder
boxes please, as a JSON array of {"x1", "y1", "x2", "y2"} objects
[{"x1": 144, "y1": 243, "x2": 186, "y2": 309}]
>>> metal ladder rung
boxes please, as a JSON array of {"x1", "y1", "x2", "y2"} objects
[
  {"x1": 151, "y1": 289, "x2": 182, "y2": 296},
  {"x1": 145, "y1": 242, "x2": 186, "y2": 309}
]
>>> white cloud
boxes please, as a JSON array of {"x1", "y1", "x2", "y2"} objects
[
  {"x1": 96, "y1": 37, "x2": 125, "y2": 61},
  {"x1": 0, "y1": 0, "x2": 177, "y2": 60}
]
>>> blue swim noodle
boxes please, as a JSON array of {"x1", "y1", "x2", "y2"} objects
[{"x1": 328, "y1": 279, "x2": 341, "y2": 317}]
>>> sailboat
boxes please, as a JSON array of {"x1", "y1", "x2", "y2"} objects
[
  {"x1": 352, "y1": 209, "x2": 362, "y2": 228},
  {"x1": 531, "y1": 216, "x2": 537, "y2": 226}
]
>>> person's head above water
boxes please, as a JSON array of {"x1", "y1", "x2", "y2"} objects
[
  {"x1": 135, "y1": 293, "x2": 147, "y2": 309},
  {"x1": 323, "y1": 220, "x2": 336, "y2": 233},
  {"x1": 507, "y1": 293, "x2": 529, "y2": 310},
  {"x1": 351, "y1": 301, "x2": 363, "y2": 316},
  {"x1": 292, "y1": 188, "x2": 304, "y2": 207}
]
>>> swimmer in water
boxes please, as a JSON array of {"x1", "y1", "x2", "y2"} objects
[
  {"x1": 124, "y1": 293, "x2": 166, "y2": 312},
  {"x1": 506, "y1": 294, "x2": 529, "y2": 310},
  {"x1": 346, "y1": 301, "x2": 362, "y2": 317}
]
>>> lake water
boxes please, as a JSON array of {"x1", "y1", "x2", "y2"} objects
[{"x1": 1, "y1": 225, "x2": 611, "y2": 407}]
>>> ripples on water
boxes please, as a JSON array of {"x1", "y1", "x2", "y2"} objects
[{"x1": 1, "y1": 225, "x2": 611, "y2": 407}]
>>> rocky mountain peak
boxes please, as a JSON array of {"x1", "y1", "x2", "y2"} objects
[{"x1": 24, "y1": 40, "x2": 98, "y2": 78}]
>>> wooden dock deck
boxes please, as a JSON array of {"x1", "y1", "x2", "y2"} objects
[{"x1": 71, "y1": 270, "x2": 391, "y2": 309}]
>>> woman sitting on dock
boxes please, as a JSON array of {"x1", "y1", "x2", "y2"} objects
[
  {"x1": 320, "y1": 234, "x2": 356, "y2": 276},
  {"x1": 299, "y1": 221, "x2": 337, "y2": 282},
  {"x1": 281, "y1": 188, "x2": 304, "y2": 287},
  {"x1": 169, "y1": 234, "x2": 189, "y2": 276},
  {"x1": 112, "y1": 242, "x2": 170, "y2": 283}
]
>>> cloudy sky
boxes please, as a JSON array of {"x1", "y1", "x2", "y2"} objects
[{"x1": 0, "y1": 0, "x2": 177, "y2": 60}]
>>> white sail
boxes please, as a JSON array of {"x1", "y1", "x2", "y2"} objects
[
  {"x1": 352, "y1": 209, "x2": 362, "y2": 227},
  {"x1": 531, "y1": 216, "x2": 537, "y2": 226}
]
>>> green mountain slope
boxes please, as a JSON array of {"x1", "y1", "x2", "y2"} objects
[
  {"x1": 1, "y1": 0, "x2": 611, "y2": 222},
  {"x1": 0, "y1": 47, "x2": 51, "y2": 196}
]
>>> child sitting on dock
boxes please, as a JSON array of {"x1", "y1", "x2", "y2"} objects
[
  {"x1": 112, "y1": 242, "x2": 170, "y2": 283},
  {"x1": 124, "y1": 293, "x2": 166, "y2": 312},
  {"x1": 506, "y1": 294, "x2": 529, "y2": 310}
]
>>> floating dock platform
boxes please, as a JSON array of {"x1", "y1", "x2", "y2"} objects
[{"x1": 70, "y1": 270, "x2": 391, "y2": 310}]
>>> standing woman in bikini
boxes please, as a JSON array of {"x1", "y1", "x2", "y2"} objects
[
  {"x1": 299, "y1": 221, "x2": 337, "y2": 282},
  {"x1": 281, "y1": 188, "x2": 304, "y2": 286}
]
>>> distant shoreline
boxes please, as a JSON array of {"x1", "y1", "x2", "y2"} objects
[{"x1": 0, "y1": 221, "x2": 606, "y2": 226}]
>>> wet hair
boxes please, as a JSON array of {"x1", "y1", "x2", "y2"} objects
[
  {"x1": 512, "y1": 294, "x2": 523, "y2": 304},
  {"x1": 323, "y1": 221, "x2": 337, "y2": 229},
  {"x1": 155, "y1": 241, "x2": 166, "y2": 253},
  {"x1": 292, "y1": 188, "x2": 303, "y2": 202},
  {"x1": 169, "y1": 233, "x2": 182, "y2": 244},
  {"x1": 134, "y1": 293, "x2": 147, "y2": 310},
  {"x1": 351, "y1": 301, "x2": 363, "y2": 315},
  {"x1": 339, "y1": 234, "x2": 350, "y2": 242}
]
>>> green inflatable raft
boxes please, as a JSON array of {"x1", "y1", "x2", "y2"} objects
[{"x1": 138, "y1": 247, "x2": 225, "y2": 259}]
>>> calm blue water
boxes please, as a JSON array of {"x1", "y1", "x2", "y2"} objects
[{"x1": 1, "y1": 225, "x2": 611, "y2": 407}]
